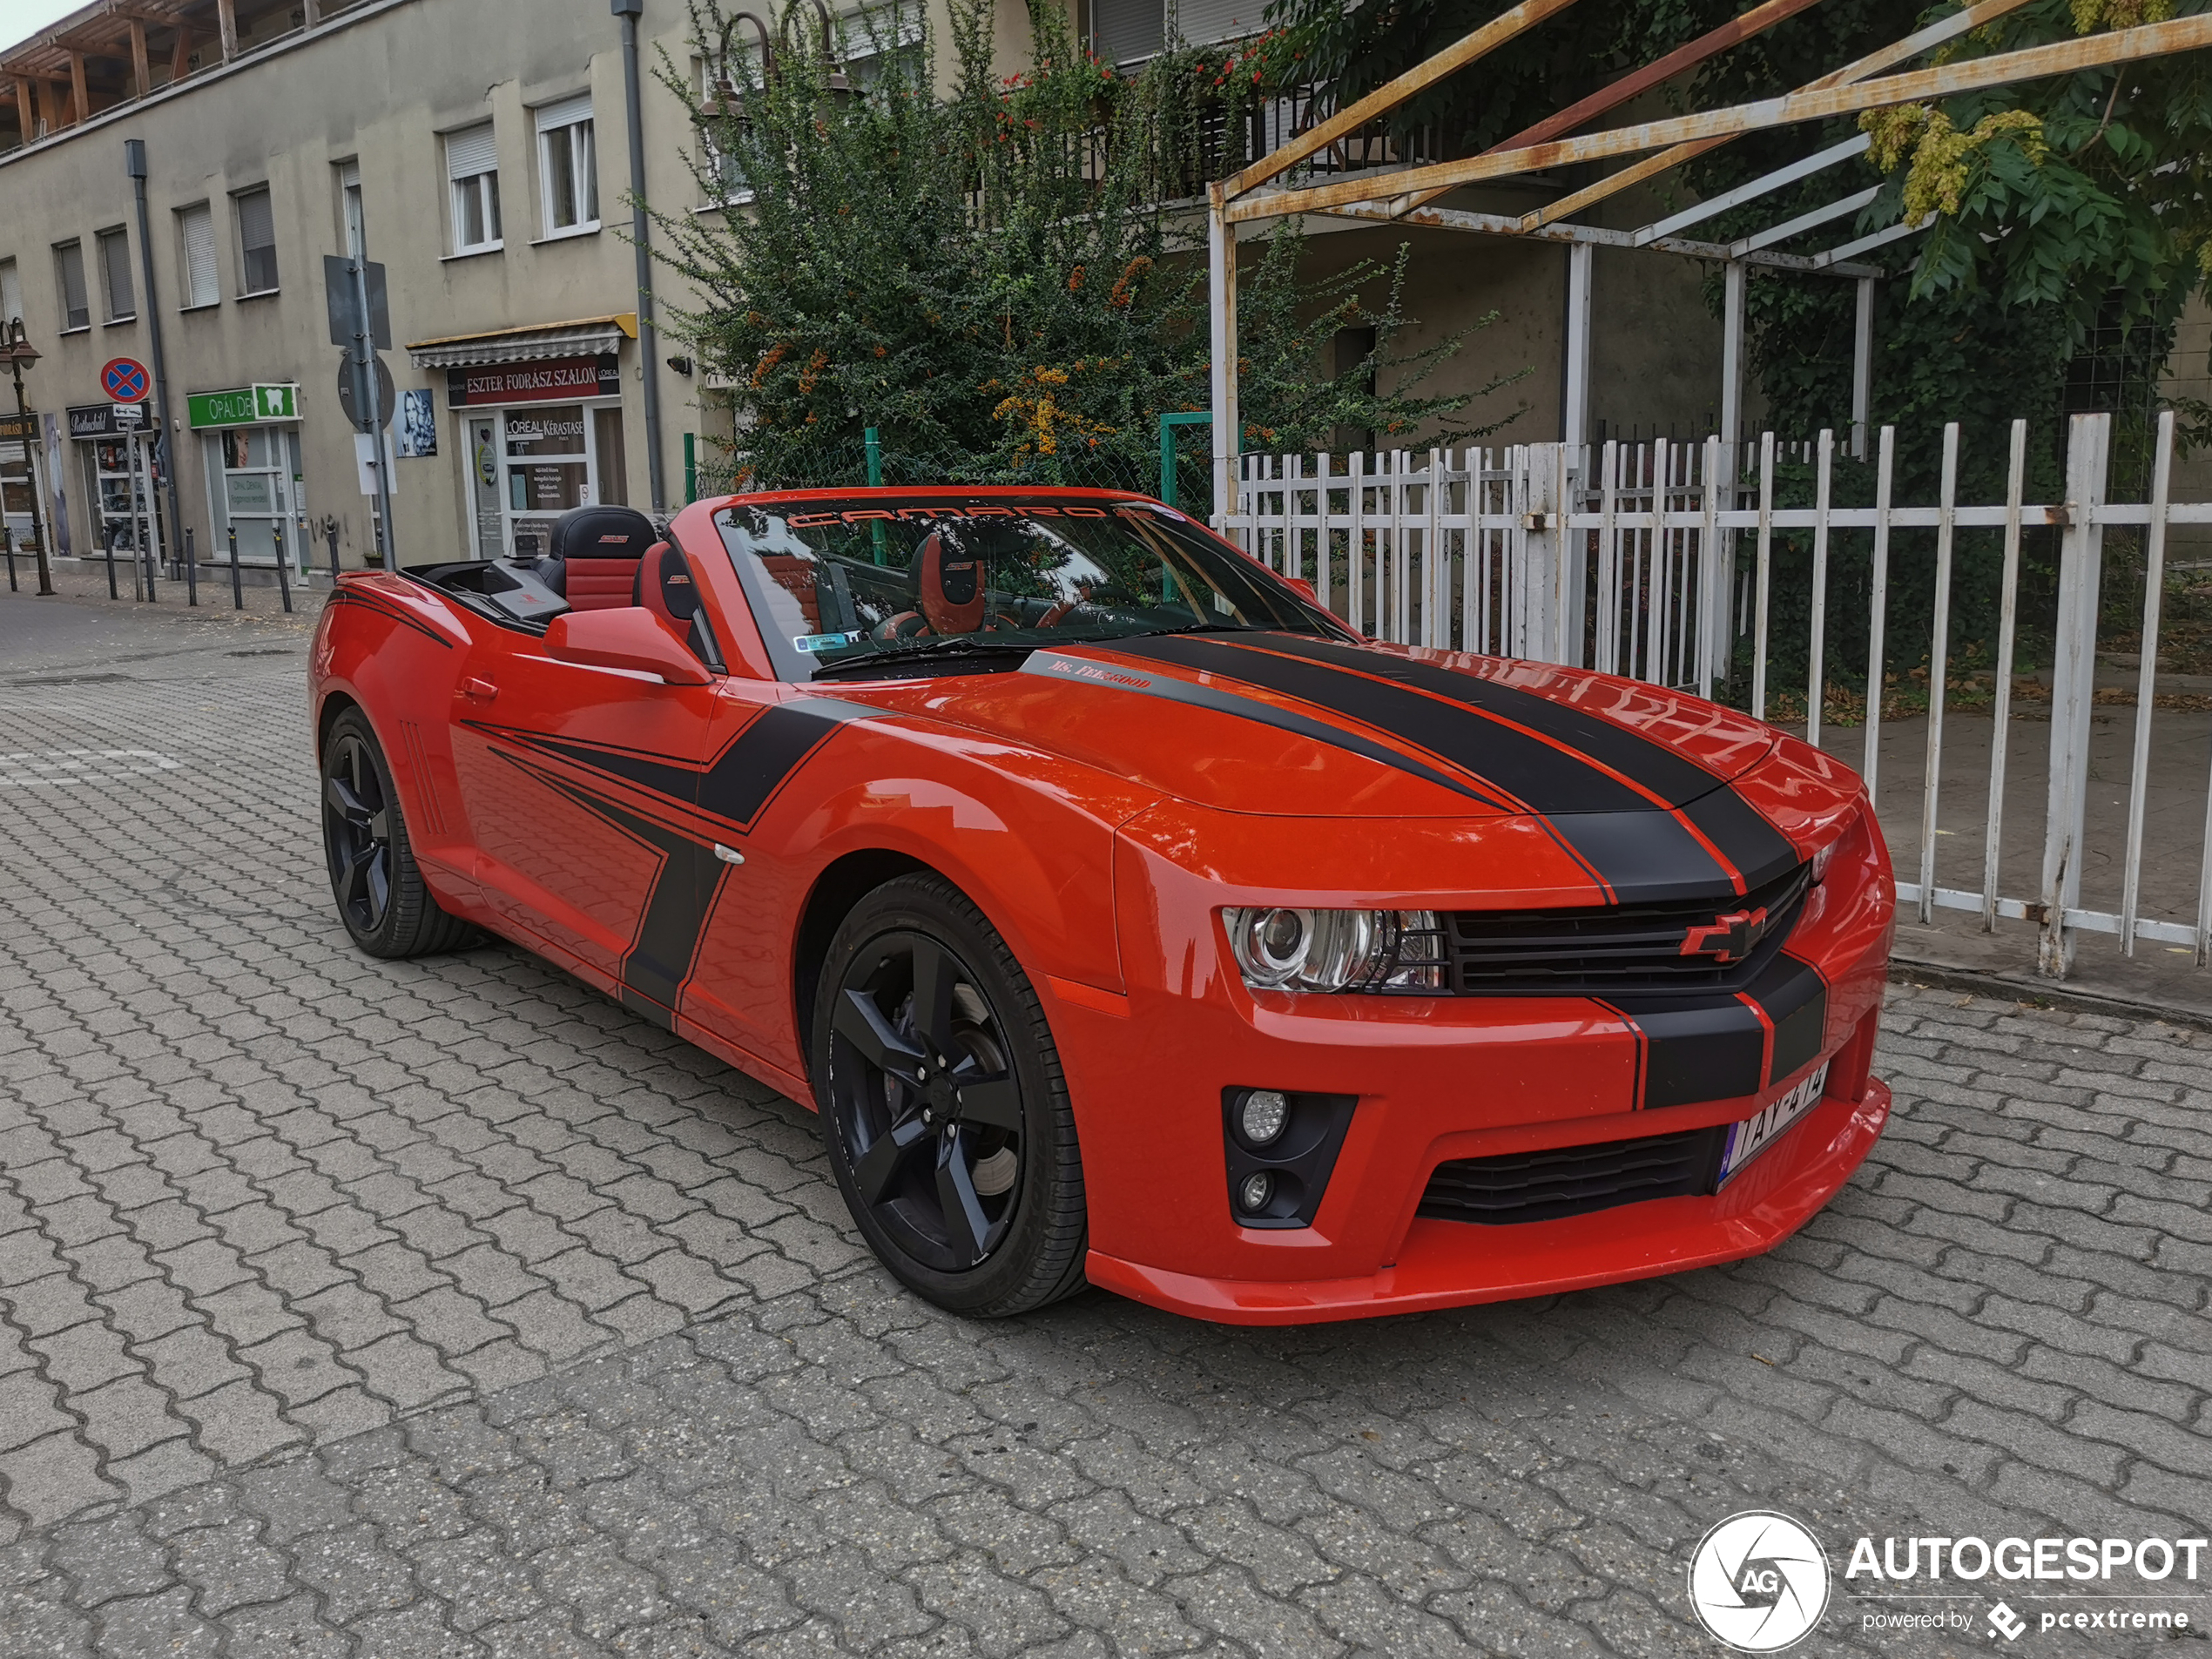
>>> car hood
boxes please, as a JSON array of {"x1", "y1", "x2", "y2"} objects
[{"x1": 840, "y1": 631, "x2": 1811, "y2": 895}]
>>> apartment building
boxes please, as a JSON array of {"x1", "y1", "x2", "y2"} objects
[
  {"x1": 0, "y1": 0, "x2": 807, "y2": 576},
  {"x1": 0, "y1": 0, "x2": 1748, "y2": 580}
]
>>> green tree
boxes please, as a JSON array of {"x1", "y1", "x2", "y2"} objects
[{"x1": 651, "y1": 0, "x2": 1521, "y2": 501}]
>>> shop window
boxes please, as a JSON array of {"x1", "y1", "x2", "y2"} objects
[
  {"x1": 446, "y1": 123, "x2": 502, "y2": 255},
  {"x1": 54, "y1": 239, "x2": 89, "y2": 331},
  {"x1": 535, "y1": 94, "x2": 597, "y2": 236},
  {"x1": 98, "y1": 227, "x2": 134, "y2": 321},
  {"x1": 234, "y1": 187, "x2": 279, "y2": 294},
  {"x1": 0, "y1": 259, "x2": 20, "y2": 327},
  {"x1": 177, "y1": 204, "x2": 219, "y2": 308}
]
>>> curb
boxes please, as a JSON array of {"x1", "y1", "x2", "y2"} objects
[{"x1": 1889, "y1": 955, "x2": 2212, "y2": 1034}]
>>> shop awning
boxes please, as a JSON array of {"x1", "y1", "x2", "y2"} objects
[{"x1": 405, "y1": 314, "x2": 637, "y2": 370}]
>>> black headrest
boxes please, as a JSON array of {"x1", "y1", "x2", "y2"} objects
[{"x1": 550, "y1": 505, "x2": 657, "y2": 562}]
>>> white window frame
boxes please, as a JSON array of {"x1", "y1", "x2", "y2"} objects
[
  {"x1": 534, "y1": 94, "x2": 598, "y2": 239},
  {"x1": 176, "y1": 203, "x2": 219, "y2": 309},
  {"x1": 97, "y1": 226, "x2": 135, "y2": 322},
  {"x1": 444, "y1": 123, "x2": 503, "y2": 257},
  {"x1": 54, "y1": 239, "x2": 90, "y2": 332},
  {"x1": 336, "y1": 158, "x2": 365, "y2": 258},
  {"x1": 234, "y1": 185, "x2": 279, "y2": 296},
  {"x1": 0, "y1": 258, "x2": 21, "y2": 327}
]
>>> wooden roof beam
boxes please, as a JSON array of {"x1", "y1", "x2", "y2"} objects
[
  {"x1": 1224, "y1": 0, "x2": 1581, "y2": 200},
  {"x1": 1521, "y1": 0, "x2": 2035, "y2": 233},
  {"x1": 1392, "y1": 0, "x2": 1824, "y2": 217},
  {"x1": 1227, "y1": 11, "x2": 2212, "y2": 222}
]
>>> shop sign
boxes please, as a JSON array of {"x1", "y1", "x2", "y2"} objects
[
  {"x1": 188, "y1": 383, "x2": 300, "y2": 428},
  {"x1": 0, "y1": 412, "x2": 36, "y2": 442},
  {"x1": 67, "y1": 402, "x2": 145, "y2": 438},
  {"x1": 446, "y1": 354, "x2": 619, "y2": 408}
]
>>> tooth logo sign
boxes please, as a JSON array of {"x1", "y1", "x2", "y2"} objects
[{"x1": 1688, "y1": 1511, "x2": 1831, "y2": 1652}]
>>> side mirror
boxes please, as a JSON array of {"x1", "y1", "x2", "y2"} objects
[
  {"x1": 544, "y1": 607, "x2": 712, "y2": 685},
  {"x1": 1282, "y1": 575, "x2": 1318, "y2": 604}
]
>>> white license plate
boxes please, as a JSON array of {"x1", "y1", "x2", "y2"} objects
[{"x1": 1717, "y1": 1062, "x2": 1831, "y2": 1187}]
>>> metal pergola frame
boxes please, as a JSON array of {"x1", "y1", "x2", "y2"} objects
[{"x1": 1204, "y1": 3, "x2": 2212, "y2": 509}]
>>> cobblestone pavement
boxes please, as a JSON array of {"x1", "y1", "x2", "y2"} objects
[{"x1": 0, "y1": 587, "x2": 2207, "y2": 1657}]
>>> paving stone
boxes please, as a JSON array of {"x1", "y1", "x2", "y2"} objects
[{"x1": 3, "y1": 601, "x2": 2208, "y2": 1658}]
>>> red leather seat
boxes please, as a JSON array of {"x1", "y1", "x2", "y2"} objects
[
  {"x1": 545, "y1": 505, "x2": 655, "y2": 611},
  {"x1": 631, "y1": 540, "x2": 719, "y2": 666}
]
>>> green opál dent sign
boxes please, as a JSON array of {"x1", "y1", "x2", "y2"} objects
[{"x1": 187, "y1": 383, "x2": 299, "y2": 428}]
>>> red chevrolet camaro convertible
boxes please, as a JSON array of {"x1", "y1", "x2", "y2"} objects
[{"x1": 309, "y1": 489, "x2": 1893, "y2": 1324}]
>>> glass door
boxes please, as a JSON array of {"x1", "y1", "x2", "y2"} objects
[
  {"x1": 464, "y1": 401, "x2": 624, "y2": 562},
  {"x1": 502, "y1": 402, "x2": 589, "y2": 560},
  {"x1": 0, "y1": 437, "x2": 39, "y2": 555},
  {"x1": 84, "y1": 434, "x2": 165, "y2": 564},
  {"x1": 203, "y1": 426, "x2": 306, "y2": 569}
]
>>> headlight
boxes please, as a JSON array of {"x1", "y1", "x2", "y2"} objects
[{"x1": 1222, "y1": 907, "x2": 1448, "y2": 993}]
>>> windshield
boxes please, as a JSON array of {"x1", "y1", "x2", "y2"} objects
[{"x1": 714, "y1": 496, "x2": 1339, "y2": 681}]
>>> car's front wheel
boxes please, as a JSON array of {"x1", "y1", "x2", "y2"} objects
[
  {"x1": 812, "y1": 874, "x2": 1088, "y2": 1317},
  {"x1": 320, "y1": 707, "x2": 476, "y2": 959}
]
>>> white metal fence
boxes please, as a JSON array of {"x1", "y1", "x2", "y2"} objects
[{"x1": 1219, "y1": 412, "x2": 2212, "y2": 981}]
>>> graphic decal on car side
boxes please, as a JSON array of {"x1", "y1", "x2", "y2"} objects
[
  {"x1": 1021, "y1": 649, "x2": 1507, "y2": 809},
  {"x1": 1104, "y1": 636, "x2": 1743, "y2": 904},
  {"x1": 329, "y1": 588, "x2": 458, "y2": 650},
  {"x1": 466, "y1": 698, "x2": 873, "y2": 1015}
]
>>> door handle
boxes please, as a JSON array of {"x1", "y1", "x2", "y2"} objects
[{"x1": 461, "y1": 677, "x2": 499, "y2": 700}]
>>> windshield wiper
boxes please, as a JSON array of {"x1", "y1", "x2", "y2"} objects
[{"x1": 809, "y1": 636, "x2": 1041, "y2": 678}]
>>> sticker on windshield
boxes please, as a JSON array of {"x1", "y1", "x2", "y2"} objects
[{"x1": 794, "y1": 630, "x2": 866, "y2": 653}]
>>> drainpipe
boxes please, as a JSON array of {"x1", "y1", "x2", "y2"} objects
[
  {"x1": 611, "y1": 0, "x2": 666, "y2": 514},
  {"x1": 125, "y1": 139, "x2": 188, "y2": 592}
]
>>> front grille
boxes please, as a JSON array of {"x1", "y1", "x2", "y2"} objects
[
  {"x1": 1448, "y1": 861, "x2": 1811, "y2": 995},
  {"x1": 1419, "y1": 1127, "x2": 1723, "y2": 1226}
]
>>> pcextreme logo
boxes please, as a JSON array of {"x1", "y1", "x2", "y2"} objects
[{"x1": 1689, "y1": 1511, "x2": 1832, "y2": 1652}]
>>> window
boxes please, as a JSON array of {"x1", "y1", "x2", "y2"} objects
[
  {"x1": 336, "y1": 158, "x2": 364, "y2": 257},
  {"x1": 54, "y1": 240, "x2": 89, "y2": 330},
  {"x1": 235, "y1": 186, "x2": 278, "y2": 293},
  {"x1": 445, "y1": 123, "x2": 502, "y2": 254},
  {"x1": 177, "y1": 203, "x2": 219, "y2": 307},
  {"x1": 0, "y1": 259, "x2": 20, "y2": 327},
  {"x1": 98, "y1": 227, "x2": 134, "y2": 320},
  {"x1": 535, "y1": 95, "x2": 597, "y2": 235}
]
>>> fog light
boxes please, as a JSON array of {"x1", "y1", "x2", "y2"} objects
[
  {"x1": 1238, "y1": 1089, "x2": 1288, "y2": 1146},
  {"x1": 1238, "y1": 1171, "x2": 1273, "y2": 1213}
]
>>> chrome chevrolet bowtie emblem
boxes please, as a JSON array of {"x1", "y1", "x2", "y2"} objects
[{"x1": 1681, "y1": 905, "x2": 1770, "y2": 963}]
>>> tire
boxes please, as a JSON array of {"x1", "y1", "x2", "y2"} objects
[
  {"x1": 320, "y1": 707, "x2": 477, "y2": 959},
  {"x1": 812, "y1": 874, "x2": 1088, "y2": 1317}
]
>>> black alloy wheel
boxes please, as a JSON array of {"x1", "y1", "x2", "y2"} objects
[
  {"x1": 324, "y1": 728, "x2": 394, "y2": 938},
  {"x1": 814, "y1": 875, "x2": 1087, "y2": 1315},
  {"x1": 319, "y1": 708, "x2": 476, "y2": 959}
]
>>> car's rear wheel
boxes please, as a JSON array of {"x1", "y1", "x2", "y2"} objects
[
  {"x1": 320, "y1": 707, "x2": 476, "y2": 959},
  {"x1": 812, "y1": 874, "x2": 1087, "y2": 1317}
]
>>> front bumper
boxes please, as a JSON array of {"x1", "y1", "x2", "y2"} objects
[
  {"x1": 1085, "y1": 1082, "x2": 1888, "y2": 1324},
  {"x1": 1050, "y1": 803, "x2": 1895, "y2": 1325}
]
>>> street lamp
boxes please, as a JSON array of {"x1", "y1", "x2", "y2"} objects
[{"x1": 0, "y1": 318, "x2": 55, "y2": 597}]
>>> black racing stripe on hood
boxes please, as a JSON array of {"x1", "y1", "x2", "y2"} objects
[
  {"x1": 1109, "y1": 634, "x2": 1732, "y2": 901},
  {"x1": 1022, "y1": 648, "x2": 1505, "y2": 809},
  {"x1": 1225, "y1": 632, "x2": 1798, "y2": 888}
]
